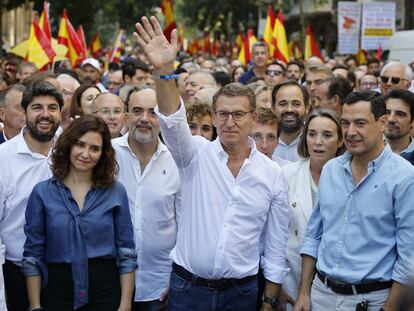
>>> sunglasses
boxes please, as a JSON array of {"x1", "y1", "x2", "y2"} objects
[
  {"x1": 265, "y1": 69, "x2": 283, "y2": 76},
  {"x1": 380, "y1": 76, "x2": 406, "y2": 85}
]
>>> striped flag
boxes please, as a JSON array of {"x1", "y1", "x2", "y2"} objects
[
  {"x1": 27, "y1": 18, "x2": 55, "y2": 69},
  {"x1": 109, "y1": 30, "x2": 125, "y2": 63},
  {"x1": 238, "y1": 29, "x2": 258, "y2": 66},
  {"x1": 304, "y1": 24, "x2": 322, "y2": 60},
  {"x1": 77, "y1": 26, "x2": 88, "y2": 59},
  {"x1": 38, "y1": 1, "x2": 51, "y2": 42},
  {"x1": 58, "y1": 9, "x2": 85, "y2": 67},
  {"x1": 272, "y1": 11, "x2": 290, "y2": 63},
  {"x1": 161, "y1": 0, "x2": 177, "y2": 41},
  {"x1": 263, "y1": 5, "x2": 275, "y2": 55},
  {"x1": 89, "y1": 33, "x2": 102, "y2": 58}
]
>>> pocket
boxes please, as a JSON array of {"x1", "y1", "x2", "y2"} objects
[
  {"x1": 169, "y1": 272, "x2": 191, "y2": 292},
  {"x1": 236, "y1": 278, "x2": 258, "y2": 296}
]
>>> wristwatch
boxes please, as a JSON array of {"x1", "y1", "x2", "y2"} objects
[{"x1": 263, "y1": 296, "x2": 279, "y2": 309}]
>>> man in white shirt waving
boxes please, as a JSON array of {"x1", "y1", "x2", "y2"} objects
[
  {"x1": 112, "y1": 85, "x2": 180, "y2": 311},
  {"x1": 134, "y1": 16, "x2": 290, "y2": 311}
]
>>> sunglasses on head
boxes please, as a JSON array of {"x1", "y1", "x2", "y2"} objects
[
  {"x1": 265, "y1": 69, "x2": 283, "y2": 76},
  {"x1": 380, "y1": 76, "x2": 406, "y2": 84}
]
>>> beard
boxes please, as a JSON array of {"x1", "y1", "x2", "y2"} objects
[
  {"x1": 27, "y1": 116, "x2": 60, "y2": 142},
  {"x1": 384, "y1": 128, "x2": 408, "y2": 141},
  {"x1": 130, "y1": 124, "x2": 159, "y2": 144},
  {"x1": 279, "y1": 112, "x2": 304, "y2": 133}
]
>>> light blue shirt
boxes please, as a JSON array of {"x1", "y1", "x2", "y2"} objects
[
  {"x1": 301, "y1": 145, "x2": 414, "y2": 285},
  {"x1": 273, "y1": 135, "x2": 301, "y2": 162}
]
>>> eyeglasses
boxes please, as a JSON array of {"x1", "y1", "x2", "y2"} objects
[
  {"x1": 251, "y1": 133, "x2": 277, "y2": 143},
  {"x1": 93, "y1": 108, "x2": 123, "y2": 116},
  {"x1": 214, "y1": 110, "x2": 253, "y2": 121},
  {"x1": 265, "y1": 69, "x2": 283, "y2": 76},
  {"x1": 360, "y1": 82, "x2": 378, "y2": 88},
  {"x1": 380, "y1": 76, "x2": 407, "y2": 85}
]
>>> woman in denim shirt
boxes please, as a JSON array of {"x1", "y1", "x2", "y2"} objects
[{"x1": 22, "y1": 115, "x2": 137, "y2": 311}]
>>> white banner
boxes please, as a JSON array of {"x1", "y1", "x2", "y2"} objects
[
  {"x1": 361, "y1": 2, "x2": 396, "y2": 50},
  {"x1": 338, "y1": 2, "x2": 361, "y2": 54}
]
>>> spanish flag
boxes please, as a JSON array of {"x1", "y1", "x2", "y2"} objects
[
  {"x1": 263, "y1": 5, "x2": 275, "y2": 55},
  {"x1": 58, "y1": 9, "x2": 85, "y2": 67},
  {"x1": 272, "y1": 11, "x2": 289, "y2": 63},
  {"x1": 109, "y1": 29, "x2": 125, "y2": 63},
  {"x1": 27, "y1": 18, "x2": 55, "y2": 69},
  {"x1": 89, "y1": 33, "x2": 102, "y2": 58},
  {"x1": 356, "y1": 49, "x2": 367, "y2": 65},
  {"x1": 38, "y1": 1, "x2": 51, "y2": 42},
  {"x1": 289, "y1": 41, "x2": 303, "y2": 59},
  {"x1": 234, "y1": 32, "x2": 244, "y2": 53},
  {"x1": 238, "y1": 29, "x2": 258, "y2": 66},
  {"x1": 304, "y1": 24, "x2": 322, "y2": 60},
  {"x1": 161, "y1": 0, "x2": 177, "y2": 42},
  {"x1": 77, "y1": 26, "x2": 88, "y2": 59}
]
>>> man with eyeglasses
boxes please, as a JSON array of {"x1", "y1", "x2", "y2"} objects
[
  {"x1": 91, "y1": 93, "x2": 125, "y2": 138},
  {"x1": 264, "y1": 62, "x2": 285, "y2": 90},
  {"x1": 305, "y1": 65, "x2": 333, "y2": 107},
  {"x1": 380, "y1": 61, "x2": 412, "y2": 96},
  {"x1": 112, "y1": 85, "x2": 180, "y2": 311},
  {"x1": 134, "y1": 16, "x2": 290, "y2": 311},
  {"x1": 359, "y1": 74, "x2": 379, "y2": 91},
  {"x1": 239, "y1": 42, "x2": 270, "y2": 85},
  {"x1": 0, "y1": 84, "x2": 26, "y2": 144}
]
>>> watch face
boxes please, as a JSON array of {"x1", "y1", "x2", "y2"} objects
[{"x1": 264, "y1": 296, "x2": 278, "y2": 308}]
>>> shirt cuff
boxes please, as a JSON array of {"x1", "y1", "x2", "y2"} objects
[
  {"x1": 21, "y1": 256, "x2": 48, "y2": 288},
  {"x1": 155, "y1": 98, "x2": 186, "y2": 127},
  {"x1": 300, "y1": 237, "x2": 320, "y2": 259},
  {"x1": 261, "y1": 255, "x2": 290, "y2": 284},
  {"x1": 391, "y1": 260, "x2": 412, "y2": 285},
  {"x1": 116, "y1": 247, "x2": 138, "y2": 274}
]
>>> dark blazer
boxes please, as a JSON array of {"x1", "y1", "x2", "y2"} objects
[{"x1": 0, "y1": 132, "x2": 5, "y2": 145}]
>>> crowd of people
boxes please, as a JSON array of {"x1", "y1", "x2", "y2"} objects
[{"x1": 0, "y1": 15, "x2": 413, "y2": 311}]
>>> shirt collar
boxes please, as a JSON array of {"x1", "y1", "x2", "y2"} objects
[
  {"x1": 16, "y1": 127, "x2": 58, "y2": 157},
  {"x1": 401, "y1": 137, "x2": 414, "y2": 154},
  {"x1": 278, "y1": 133, "x2": 301, "y2": 147},
  {"x1": 212, "y1": 136, "x2": 258, "y2": 161},
  {"x1": 340, "y1": 144, "x2": 391, "y2": 172},
  {"x1": 119, "y1": 132, "x2": 167, "y2": 159}
]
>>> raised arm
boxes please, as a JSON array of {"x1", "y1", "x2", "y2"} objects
[{"x1": 134, "y1": 16, "x2": 179, "y2": 116}]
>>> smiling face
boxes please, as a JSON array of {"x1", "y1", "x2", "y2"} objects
[
  {"x1": 188, "y1": 115, "x2": 214, "y2": 141},
  {"x1": 384, "y1": 97, "x2": 413, "y2": 142},
  {"x1": 273, "y1": 85, "x2": 308, "y2": 134},
  {"x1": 341, "y1": 100, "x2": 386, "y2": 159},
  {"x1": 307, "y1": 116, "x2": 342, "y2": 164},
  {"x1": 25, "y1": 95, "x2": 61, "y2": 142},
  {"x1": 69, "y1": 131, "x2": 103, "y2": 174},
  {"x1": 213, "y1": 95, "x2": 257, "y2": 149}
]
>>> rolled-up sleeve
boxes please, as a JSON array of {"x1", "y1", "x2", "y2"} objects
[
  {"x1": 300, "y1": 195, "x2": 322, "y2": 259},
  {"x1": 262, "y1": 169, "x2": 290, "y2": 284},
  {"x1": 22, "y1": 186, "x2": 49, "y2": 286},
  {"x1": 114, "y1": 184, "x2": 137, "y2": 274},
  {"x1": 391, "y1": 176, "x2": 414, "y2": 285}
]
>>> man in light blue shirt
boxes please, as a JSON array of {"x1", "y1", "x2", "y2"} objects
[{"x1": 294, "y1": 91, "x2": 414, "y2": 311}]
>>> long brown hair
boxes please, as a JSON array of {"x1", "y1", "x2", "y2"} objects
[{"x1": 51, "y1": 115, "x2": 118, "y2": 187}]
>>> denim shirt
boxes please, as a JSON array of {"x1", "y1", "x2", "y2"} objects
[
  {"x1": 301, "y1": 145, "x2": 414, "y2": 285},
  {"x1": 22, "y1": 177, "x2": 137, "y2": 309}
]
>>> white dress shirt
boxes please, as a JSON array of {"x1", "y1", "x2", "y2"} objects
[
  {"x1": 156, "y1": 102, "x2": 290, "y2": 284},
  {"x1": 0, "y1": 130, "x2": 53, "y2": 264},
  {"x1": 273, "y1": 135, "x2": 301, "y2": 162},
  {"x1": 112, "y1": 134, "x2": 181, "y2": 301}
]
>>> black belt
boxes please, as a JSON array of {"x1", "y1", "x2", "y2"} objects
[
  {"x1": 172, "y1": 262, "x2": 256, "y2": 290},
  {"x1": 317, "y1": 271, "x2": 392, "y2": 295}
]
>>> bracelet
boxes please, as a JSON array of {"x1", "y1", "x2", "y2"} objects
[{"x1": 154, "y1": 73, "x2": 179, "y2": 80}]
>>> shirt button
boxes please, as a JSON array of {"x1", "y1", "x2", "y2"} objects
[{"x1": 219, "y1": 246, "x2": 223, "y2": 250}]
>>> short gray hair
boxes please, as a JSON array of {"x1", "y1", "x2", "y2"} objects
[{"x1": 381, "y1": 61, "x2": 413, "y2": 81}]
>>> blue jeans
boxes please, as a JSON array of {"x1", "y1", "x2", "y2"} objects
[{"x1": 167, "y1": 270, "x2": 258, "y2": 311}]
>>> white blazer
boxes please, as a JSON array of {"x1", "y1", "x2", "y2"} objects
[{"x1": 282, "y1": 159, "x2": 314, "y2": 302}]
